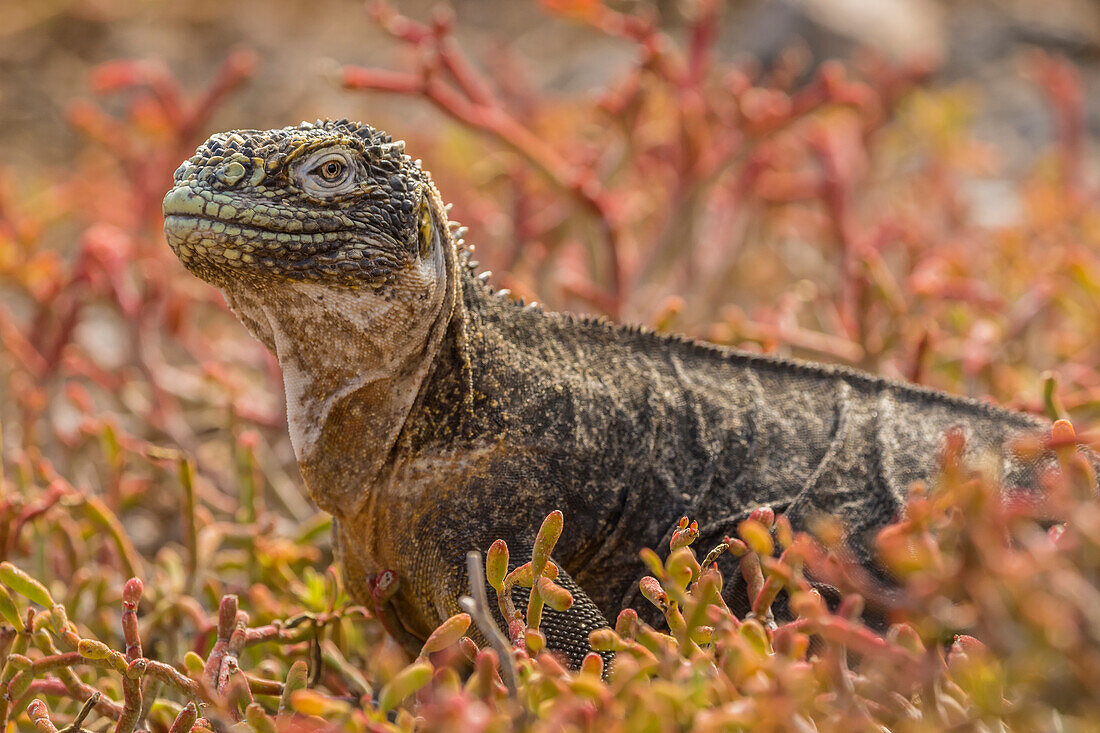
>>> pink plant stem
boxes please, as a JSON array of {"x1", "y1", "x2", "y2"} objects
[
  {"x1": 115, "y1": 665, "x2": 142, "y2": 733},
  {"x1": 685, "y1": 0, "x2": 718, "y2": 88},
  {"x1": 345, "y1": 4, "x2": 628, "y2": 313},
  {"x1": 202, "y1": 595, "x2": 236, "y2": 690},
  {"x1": 811, "y1": 132, "x2": 864, "y2": 347},
  {"x1": 1035, "y1": 54, "x2": 1084, "y2": 196},
  {"x1": 177, "y1": 50, "x2": 257, "y2": 151},
  {"x1": 24, "y1": 678, "x2": 69, "y2": 697}
]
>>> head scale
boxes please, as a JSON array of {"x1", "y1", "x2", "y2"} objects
[{"x1": 163, "y1": 120, "x2": 444, "y2": 289}]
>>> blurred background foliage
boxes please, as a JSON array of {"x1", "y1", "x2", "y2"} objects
[{"x1": 3, "y1": 0, "x2": 1100, "y2": 730}]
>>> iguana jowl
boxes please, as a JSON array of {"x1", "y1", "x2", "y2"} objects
[{"x1": 164, "y1": 120, "x2": 1080, "y2": 666}]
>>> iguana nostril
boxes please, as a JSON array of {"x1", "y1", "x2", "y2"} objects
[{"x1": 218, "y1": 161, "x2": 247, "y2": 186}]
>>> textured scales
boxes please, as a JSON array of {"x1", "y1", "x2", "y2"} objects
[{"x1": 165, "y1": 120, "x2": 1090, "y2": 668}]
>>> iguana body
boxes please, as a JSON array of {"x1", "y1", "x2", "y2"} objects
[{"x1": 164, "y1": 120, "x2": 1068, "y2": 667}]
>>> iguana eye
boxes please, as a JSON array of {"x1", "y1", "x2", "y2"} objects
[
  {"x1": 316, "y1": 159, "x2": 345, "y2": 181},
  {"x1": 309, "y1": 155, "x2": 349, "y2": 185},
  {"x1": 294, "y1": 148, "x2": 360, "y2": 196}
]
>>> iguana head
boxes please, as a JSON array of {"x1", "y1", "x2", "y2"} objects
[
  {"x1": 163, "y1": 119, "x2": 447, "y2": 290},
  {"x1": 163, "y1": 121, "x2": 461, "y2": 515}
]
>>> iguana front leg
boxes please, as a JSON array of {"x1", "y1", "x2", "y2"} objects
[
  {"x1": 502, "y1": 557, "x2": 612, "y2": 669},
  {"x1": 348, "y1": 545, "x2": 612, "y2": 669},
  {"x1": 431, "y1": 546, "x2": 612, "y2": 669}
]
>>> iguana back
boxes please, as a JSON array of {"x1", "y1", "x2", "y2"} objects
[{"x1": 388, "y1": 278, "x2": 1050, "y2": 627}]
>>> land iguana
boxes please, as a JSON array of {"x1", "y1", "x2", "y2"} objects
[{"x1": 163, "y1": 119, "x2": 1089, "y2": 667}]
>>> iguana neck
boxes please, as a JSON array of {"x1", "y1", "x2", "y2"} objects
[{"x1": 219, "y1": 233, "x2": 458, "y2": 516}]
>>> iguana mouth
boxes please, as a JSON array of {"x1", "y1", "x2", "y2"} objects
[
  {"x1": 162, "y1": 184, "x2": 367, "y2": 235},
  {"x1": 163, "y1": 185, "x2": 405, "y2": 286}
]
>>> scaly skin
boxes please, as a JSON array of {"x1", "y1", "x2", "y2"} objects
[{"x1": 164, "y1": 120, "x2": 1089, "y2": 667}]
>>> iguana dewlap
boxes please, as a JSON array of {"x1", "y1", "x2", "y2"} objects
[{"x1": 164, "y1": 120, "x2": 1085, "y2": 667}]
